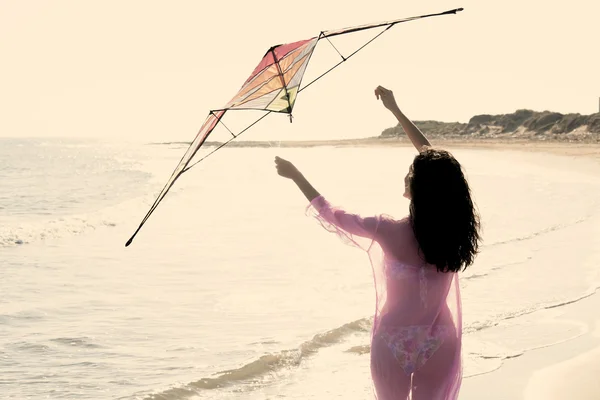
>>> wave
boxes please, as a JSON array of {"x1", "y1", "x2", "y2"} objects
[
  {"x1": 142, "y1": 285, "x2": 600, "y2": 399},
  {"x1": 345, "y1": 345, "x2": 370, "y2": 355},
  {"x1": 461, "y1": 287, "x2": 600, "y2": 378},
  {"x1": 483, "y1": 215, "x2": 591, "y2": 248},
  {"x1": 1, "y1": 200, "x2": 133, "y2": 248},
  {"x1": 143, "y1": 318, "x2": 371, "y2": 400},
  {"x1": 0, "y1": 139, "x2": 175, "y2": 248},
  {"x1": 464, "y1": 321, "x2": 590, "y2": 379},
  {"x1": 50, "y1": 336, "x2": 103, "y2": 349},
  {"x1": 463, "y1": 257, "x2": 532, "y2": 281},
  {"x1": 464, "y1": 285, "x2": 600, "y2": 334},
  {"x1": 0, "y1": 217, "x2": 118, "y2": 247},
  {"x1": 0, "y1": 184, "x2": 172, "y2": 248}
]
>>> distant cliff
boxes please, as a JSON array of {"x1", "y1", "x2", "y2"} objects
[
  {"x1": 380, "y1": 110, "x2": 600, "y2": 140},
  {"x1": 153, "y1": 110, "x2": 600, "y2": 149}
]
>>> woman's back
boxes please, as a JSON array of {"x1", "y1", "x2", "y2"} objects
[{"x1": 376, "y1": 217, "x2": 458, "y2": 327}]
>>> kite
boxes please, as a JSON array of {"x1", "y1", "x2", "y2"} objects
[{"x1": 125, "y1": 7, "x2": 463, "y2": 246}]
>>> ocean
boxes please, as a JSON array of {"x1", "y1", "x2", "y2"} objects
[{"x1": 2, "y1": 138, "x2": 600, "y2": 399}]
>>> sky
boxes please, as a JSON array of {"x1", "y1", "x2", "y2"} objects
[{"x1": 1, "y1": 0, "x2": 599, "y2": 142}]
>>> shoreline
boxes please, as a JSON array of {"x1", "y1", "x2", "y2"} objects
[
  {"x1": 153, "y1": 136, "x2": 600, "y2": 161},
  {"x1": 166, "y1": 135, "x2": 600, "y2": 147},
  {"x1": 461, "y1": 290, "x2": 600, "y2": 399},
  {"x1": 439, "y1": 140, "x2": 600, "y2": 399}
]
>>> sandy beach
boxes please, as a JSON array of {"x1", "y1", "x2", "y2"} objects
[
  {"x1": 432, "y1": 139, "x2": 600, "y2": 399},
  {"x1": 460, "y1": 288, "x2": 600, "y2": 399}
]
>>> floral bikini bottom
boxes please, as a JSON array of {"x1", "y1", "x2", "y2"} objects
[{"x1": 376, "y1": 324, "x2": 454, "y2": 375}]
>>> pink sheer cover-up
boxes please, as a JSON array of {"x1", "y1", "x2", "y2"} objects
[{"x1": 306, "y1": 195, "x2": 463, "y2": 400}]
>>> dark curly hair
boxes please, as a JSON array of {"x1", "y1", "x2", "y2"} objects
[{"x1": 408, "y1": 148, "x2": 481, "y2": 273}]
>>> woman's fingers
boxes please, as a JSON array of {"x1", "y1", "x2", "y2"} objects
[{"x1": 375, "y1": 85, "x2": 392, "y2": 101}]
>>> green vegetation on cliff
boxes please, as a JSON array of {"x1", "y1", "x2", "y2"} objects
[{"x1": 380, "y1": 110, "x2": 600, "y2": 139}]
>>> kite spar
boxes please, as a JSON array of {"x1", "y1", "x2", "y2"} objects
[{"x1": 125, "y1": 7, "x2": 463, "y2": 247}]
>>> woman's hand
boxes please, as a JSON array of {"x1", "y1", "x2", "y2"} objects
[
  {"x1": 274, "y1": 156, "x2": 301, "y2": 180},
  {"x1": 375, "y1": 85, "x2": 431, "y2": 151},
  {"x1": 275, "y1": 156, "x2": 321, "y2": 201},
  {"x1": 374, "y1": 85, "x2": 400, "y2": 113}
]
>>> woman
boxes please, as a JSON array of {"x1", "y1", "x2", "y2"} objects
[{"x1": 274, "y1": 86, "x2": 481, "y2": 399}]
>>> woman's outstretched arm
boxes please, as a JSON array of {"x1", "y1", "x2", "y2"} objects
[
  {"x1": 274, "y1": 156, "x2": 378, "y2": 240},
  {"x1": 274, "y1": 156, "x2": 320, "y2": 202},
  {"x1": 292, "y1": 172, "x2": 321, "y2": 203},
  {"x1": 374, "y1": 85, "x2": 431, "y2": 152}
]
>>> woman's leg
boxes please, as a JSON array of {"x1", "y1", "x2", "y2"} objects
[
  {"x1": 370, "y1": 333, "x2": 412, "y2": 400},
  {"x1": 411, "y1": 332, "x2": 460, "y2": 400}
]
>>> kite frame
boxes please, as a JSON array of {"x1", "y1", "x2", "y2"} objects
[{"x1": 125, "y1": 7, "x2": 464, "y2": 246}]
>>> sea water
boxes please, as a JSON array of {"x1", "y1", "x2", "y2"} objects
[{"x1": 2, "y1": 138, "x2": 600, "y2": 399}]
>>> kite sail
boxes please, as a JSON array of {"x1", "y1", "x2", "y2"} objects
[{"x1": 125, "y1": 7, "x2": 463, "y2": 247}]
